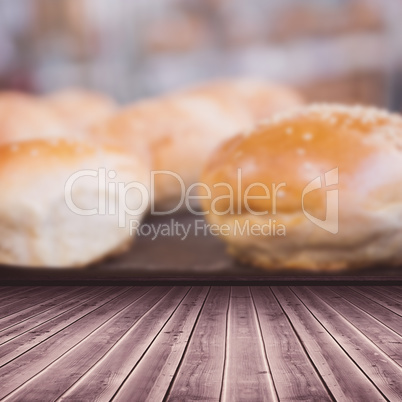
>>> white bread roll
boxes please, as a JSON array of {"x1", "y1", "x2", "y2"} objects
[
  {"x1": 201, "y1": 104, "x2": 402, "y2": 272},
  {"x1": 0, "y1": 91, "x2": 69, "y2": 145},
  {"x1": 0, "y1": 139, "x2": 150, "y2": 268},
  {"x1": 44, "y1": 88, "x2": 117, "y2": 129}
]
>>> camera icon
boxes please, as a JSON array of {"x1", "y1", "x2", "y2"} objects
[{"x1": 302, "y1": 168, "x2": 339, "y2": 234}]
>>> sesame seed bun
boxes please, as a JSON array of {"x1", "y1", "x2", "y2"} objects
[{"x1": 201, "y1": 104, "x2": 402, "y2": 272}]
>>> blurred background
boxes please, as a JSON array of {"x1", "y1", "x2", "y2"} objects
[{"x1": 0, "y1": 0, "x2": 402, "y2": 109}]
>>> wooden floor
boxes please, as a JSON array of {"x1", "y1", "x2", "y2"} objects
[{"x1": 0, "y1": 286, "x2": 400, "y2": 401}]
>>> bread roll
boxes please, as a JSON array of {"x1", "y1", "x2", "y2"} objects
[
  {"x1": 0, "y1": 91, "x2": 68, "y2": 146},
  {"x1": 90, "y1": 92, "x2": 252, "y2": 210},
  {"x1": 0, "y1": 139, "x2": 150, "y2": 267},
  {"x1": 182, "y1": 78, "x2": 304, "y2": 122},
  {"x1": 91, "y1": 79, "x2": 302, "y2": 210},
  {"x1": 44, "y1": 88, "x2": 117, "y2": 129},
  {"x1": 200, "y1": 104, "x2": 402, "y2": 272}
]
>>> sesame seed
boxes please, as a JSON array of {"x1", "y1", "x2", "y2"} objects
[{"x1": 238, "y1": 103, "x2": 402, "y2": 147}]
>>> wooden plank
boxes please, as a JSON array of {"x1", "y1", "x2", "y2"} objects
[
  {"x1": 272, "y1": 286, "x2": 386, "y2": 401},
  {"x1": 0, "y1": 287, "x2": 127, "y2": 364},
  {"x1": 293, "y1": 286, "x2": 402, "y2": 401},
  {"x1": 5, "y1": 287, "x2": 172, "y2": 402},
  {"x1": 0, "y1": 285, "x2": 398, "y2": 402},
  {"x1": 350, "y1": 287, "x2": 402, "y2": 316},
  {"x1": 0, "y1": 287, "x2": 89, "y2": 332},
  {"x1": 0, "y1": 287, "x2": 150, "y2": 399},
  {"x1": 372, "y1": 287, "x2": 402, "y2": 303},
  {"x1": 59, "y1": 287, "x2": 190, "y2": 402},
  {"x1": 310, "y1": 287, "x2": 402, "y2": 366},
  {"x1": 166, "y1": 286, "x2": 230, "y2": 402},
  {"x1": 251, "y1": 286, "x2": 331, "y2": 401},
  {"x1": 112, "y1": 286, "x2": 209, "y2": 402},
  {"x1": 221, "y1": 287, "x2": 278, "y2": 402},
  {"x1": 0, "y1": 287, "x2": 58, "y2": 309},
  {"x1": 0, "y1": 287, "x2": 39, "y2": 303},
  {"x1": 0, "y1": 287, "x2": 109, "y2": 344},
  {"x1": 331, "y1": 287, "x2": 402, "y2": 336},
  {"x1": 0, "y1": 287, "x2": 67, "y2": 318}
]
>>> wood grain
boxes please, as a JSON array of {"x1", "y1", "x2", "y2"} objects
[
  {"x1": 310, "y1": 286, "x2": 402, "y2": 366},
  {"x1": 251, "y1": 286, "x2": 331, "y2": 401},
  {"x1": 221, "y1": 286, "x2": 278, "y2": 402},
  {"x1": 0, "y1": 287, "x2": 39, "y2": 303},
  {"x1": 59, "y1": 287, "x2": 190, "y2": 402},
  {"x1": 0, "y1": 287, "x2": 93, "y2": 333},
  {"x1": 0, "y1": 287, "x2": 128, "y2": 366},
  {"x1": 292, "y1": 286, "x2": 402, "y2": 401},
  {"x1": 272, "y1": 286, "x2": 386, "y2": 401},
  {"x1": 0, "y1": 287, "x2": 109, "y2": 344},
  {"x1": 0, "y1": 287, "x2": 68, "y2": 318},
  {"x1": 381, "y1": 287, "x2": 402, "y2": 301},
  {"x1": 113, "y1": 287, "x2": 209, "y2": 402},
  {"x1": 0, "y1": 286, "x2": 399, "y2": 401},
  {"x1": 0, "y1": 287, "x2": 145, "y2": 399},
  {"x1": 349, "y1": 286, "x2": 402, "y2": 316},
  {"x1": 5, "y1": 287, "x2": 172, "y2": 402},
  {"x1": 166, "y1": 286, "x2": 230, "y2": 402},
  {"x1": 331, "y1": 287, "x2": 402, "y2": 336}
]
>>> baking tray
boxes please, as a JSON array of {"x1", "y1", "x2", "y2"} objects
[{"x1": 0, "y1": 213, "x2": 401, "y2": 285}]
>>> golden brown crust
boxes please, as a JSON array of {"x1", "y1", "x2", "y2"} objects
[
  {"x1": 201, "y1": 104, "x2": 402, "y2": 216},
  {"x1": 0, "y1": 138, "x2": 148, "y2": 186},
  {"x1": 0, "y1": 139, "x2": 94, "y2": 183},
  {"x1": 201, "y1": 103, "x2": 402, "y2": 272}
]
